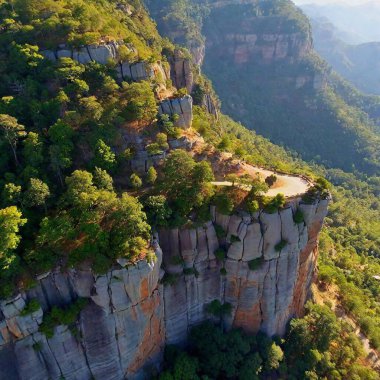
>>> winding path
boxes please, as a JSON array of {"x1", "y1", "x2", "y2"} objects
[{"x1": 212, "y1": 163, "x2": 311, "y2": 198}]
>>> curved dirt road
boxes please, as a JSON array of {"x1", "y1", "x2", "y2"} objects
[{"x1": 212, "y1": 163, "x2": 311, "y2": 198}]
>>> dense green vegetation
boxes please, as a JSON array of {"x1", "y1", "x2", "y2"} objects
[
  {"x1": 148, "y1": 0, "x2": 380, "y2": 175},
  {"x1": 0, "y1": 0, "x2": 379, "y2": 377},
  {"x1": 157, "y1": 303, "x2": 378, "y2": 379}
]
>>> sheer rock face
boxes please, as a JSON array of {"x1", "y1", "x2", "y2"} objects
[
  {"x1": 169, "y1": 50, "x2": 194, "y2": 94},
  {"x1": 0, "y1": 246, "x2": 165, "y2": 380},
  {"x1": 41, "y1": 42, "x2": 170, "y2": 83},
  {"x1": 0, "y1": 198, "x2": 328, "y2": 379},
  {"x1": 158, "y1": 95, "x2": 193, "y2": 129}
]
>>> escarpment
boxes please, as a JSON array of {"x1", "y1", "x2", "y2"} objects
[{"x1": 0, "y1": 196, "x2": 328, "y2": 379}]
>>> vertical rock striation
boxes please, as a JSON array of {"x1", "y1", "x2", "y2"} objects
[{"x1": 0, "y1": 197, "x2": 328, "y2": 379}]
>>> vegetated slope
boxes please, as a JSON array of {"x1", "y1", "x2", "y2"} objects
[
  {"x1": 147, "y1": 0, "x2": 380, "y2": 175},
  {"x1": 310, "y1": 16, "x2": 380, "y2": 96},
  {"x1": 0, "y1": 1, "x2": 379, "y2": 379},
  {"x1": 300, "y1": 1, "x2": 380, "y2": 44}
]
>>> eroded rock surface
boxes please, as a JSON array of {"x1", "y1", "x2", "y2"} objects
[
  {"x1": 159, "y1": 95, "x2": 193, "y2": 129},
  {"x1": 0, "y1": 197, "x2": 328, "y2": 379}
]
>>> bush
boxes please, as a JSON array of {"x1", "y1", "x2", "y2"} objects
[
  {"x1": 205, "y1": 300, "x2": 232, "y2": 317},
  {"x1": 263, "y1": 193, "x2": 285, "y2": 213},
  {"x1": 130, "y1": 173, "x2": 142, "y2": 189},
  {"x1": 247, "y1": 199, "x2": 260, "y2": 214},
  {"x1": 160, "y1": 273, "x2": 179, "y2": 286},
  {"x1": 183, "y1": 267, "x2": 199, "y2": 277},
  {"x1": 214, "y1": 248, "x2": 226, "y2": 261},
  {"x1": 20, "y1": 299, "x2": 40, "y2": 316},
  {"x1": 146, "y1": 143, "x2": 163, "y2": 155},
  {"x1": 220, "y1": 267, "x2": 227, "y2": 276},
  {"x1": 170, "y1": 255, "x2": 184, "y2": 266},
  {"x1": 265, "y1": 174, "x2": 278, "y2": 187},
  {"x1": 146, "y1": 166, "x2": 157, "y2": 185},
  {"x1": 214, "y1": 224, "x2": 227, "y2": 239},
  {"x1": 230, "y1": 234, "x2": 241, "y2": 243},
  {"x1": 213, "y1": 192, "x2": 234, "y2": 215},
  {"x1": 275, "y1": 240, "x2": 288, "y2": 252},
  {"x1": 39, "y1": 298, "x2": 88, "y2": 338},
  {"x1": 293, "y1": 209, "x2": 304, "y2": 224},
  {"x1": 248, "y1": 257, "x2": 264, "y2": 271}
]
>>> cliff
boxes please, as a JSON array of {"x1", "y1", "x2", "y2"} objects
[{"x1": 0, "y1": 197, "x2": 328, "y2": 379}]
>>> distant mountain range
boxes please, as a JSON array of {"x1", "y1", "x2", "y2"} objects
[
  {"x1": 300, "y1": 1, "x2": 380, "y2": 44},
  {"x1": 309, "y1": 16, "x2": 380, "y2": 95}
]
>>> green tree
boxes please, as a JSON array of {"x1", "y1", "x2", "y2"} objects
[
  {"x1": 24, "y1": 178, "x2": 50, "y2": 212},
  {"x1": 265, "y1": 343, "x2": 284, "y2": 371},
  {"x1": 22, "y1": 132, "x2": 44, "y2": 169},
  {"x1": 0, "y1": 114, "x2": 26, "y2": 166},
  {"x1": 64, "y1": 170, "x2": 97, "y2": 208},
  {"x1": 93, "y1": 139, "x2": 116, "y2": 172},
  {"x1": 93, "y1": 167, "x2": 113, "y2": 191},
  {"x1": 146, "y1": 166, "x2": 158, "y2": 185},
  {"x1": 144, "y1": 195, "x2": 172, "y2": 227},
  {"x1": 79, "y1": 96, "x2": 103, "y2": 121},
  {"x1": 48, "y1": 120, "x2": 74, "y2": 186},
  {"x1": 160, "y1": 150, "x2": 214, "y2": 216},
  {"x1": 0, "y1": 206, "x2": 27, "y2": 258},
  {"x1": 2, "y1": 183, "x2": 22, "y2": 206},
  {"x1": 122, "y1": 81, "x2": 157, "y2": 125},
  {"x1": 130, "y1": 173, "x2": 143, "y2": 189}
]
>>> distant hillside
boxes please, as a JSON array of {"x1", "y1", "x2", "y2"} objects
[
  {"x1": 301, "y1": 1, "x2": 380, "y2": 44},
  {"x1": 147, "y1": 0, "x2": 380, "y2": 175},
  {"x1": 310, "y1": 16, "x2": 380, "y2": 96}
]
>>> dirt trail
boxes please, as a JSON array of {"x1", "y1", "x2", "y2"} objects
[{"x1": 212, "y1": 163, "x2": 311, "y2": 198}]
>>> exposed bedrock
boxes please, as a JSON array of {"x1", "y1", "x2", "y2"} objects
[
  {"x1": 158, "y1": 95, "x2": 193, "y2": 129},
  {"x1": 159, "y1": 197, "x2": 329, "y2": 344},
  {"x1": 0, "y1": 197, "x2": 328, "y2": 379},
  {"x1": 41, "y1": 42, "x2": 170, "y2": 83}
]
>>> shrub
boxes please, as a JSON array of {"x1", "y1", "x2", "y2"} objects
[
  {"x1": 214, "y1": 224, "x2": 227, "y2": 239},
  {"x1": 20, "y1": 299, "x2": 40, "y2": 316},
  {"x1": 146, "y1": 166, "x2": 157, "y2": 185},
  {"x1": 170, "y1": 255, "x2": 184, "y2": 266},
  {"x1": 130, "y1": 173, "x2": 142, "y2": 189},
  {"x1": 220, "y1": 268, "x2": 227, "y2": 276},
  {"x1": 183, "y1": 267, "x2": 199, "y2": 277},
  {"x1": 265, "y1": 174, "x2": 278, "y2": 187},
  {"x1": 213, "y1": 192, "x2": 234, "y2": 215},
  {"x1": 146, "y1": 143, "x2": 163, "y2": 155},
  {"x1": 275, "y1": 240, "x2": 288, "y2": 252},
  {"x1": 39, "y1": 298, "x2": 88, "y2": 338},
  {"x1": 160, "y1": 273, "x2": 179, "y2": 286},
  {"x1": 247, "y1": 199, "x2": 260, "y2": 214},
  {"x1": 206, "y1": 300, "x2": 232, "y2": 317},
  {"x1": 214, "y1": 248, "x2": 226, "y2": 261},
  {"x1": 248, "y1": 257, "x2": 264, "y2": 271},
  {"x1": 230, "y1": 234, "x2": 241, "y2": 243},
  {"x1": 32, "y1": 341, "x2": 42, "y2": 352},
  {"x1": 263, "y1": 193, "x2": 285, "y2": 213},
  {"x1": 293, "y1": 209, "x2": 304, "y2": 224}
]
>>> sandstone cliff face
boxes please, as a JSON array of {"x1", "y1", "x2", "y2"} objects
[
  {"x1": 0, "y1": 245, "x2": 165, "y2": 380},
  {"x1": 41, "y1": 42, "x2": 170, "y2": 83},
  {"x1": 159, "y1": 95, "x2": 193, "y2": 130},
  {"x1": 0, "y1": 197, "x2": 328, "y2": 379}
]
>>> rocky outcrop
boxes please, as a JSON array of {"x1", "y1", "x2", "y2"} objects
[
  {"x1": 159, "y1": 197, "x2": 329, "y2": 342},
  {"x1": 169, "y1": 49, "x2": 194, "y2": 94},
  {"x1": 41, "y1": 42, "x2": 170, "y2": 83},
  {"x1": 159, "y1": 95, "x2": 193, "y2": 129},
  {"x1": 0, "y1": 245, "x2": 165, "y2": 380},
  {"x1": 0, "y1": 196, "x2": 328, "y2": 379}
]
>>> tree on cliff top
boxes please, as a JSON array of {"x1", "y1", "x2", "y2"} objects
[{"x1": 160, "y1": 150, "x2": 214, "y2": 217}]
